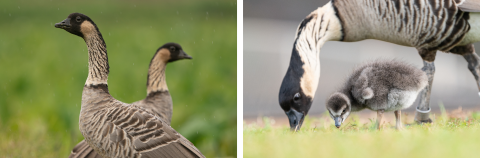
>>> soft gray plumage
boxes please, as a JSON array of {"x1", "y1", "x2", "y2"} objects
[
  {"x1": 326, "y1": 59, "x2": 428, "y2": 130},
  {"x1": 55, "y1": 13, "x2": 204, "y2": 158}
]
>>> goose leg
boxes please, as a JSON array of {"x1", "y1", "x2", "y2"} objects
[
  {"x1": 376, "y1": 109, "x2": 384, "y2": 130},
  {"x1": 414, "y1": 49, "x2": 436, "y2": 123},
  {"x1": 463, "y1": 53, "x2": 480, "y2": 92},
  {"x1": 394, "y1": 110, "x2": 403, "y2": 130},
  {"x1": 450, "y1": 44, "x2": 480, "y2": 95}
]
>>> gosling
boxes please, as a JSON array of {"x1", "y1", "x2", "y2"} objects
[{"x1": 326, "y1": 59, "x2": 428, "y2": 130}]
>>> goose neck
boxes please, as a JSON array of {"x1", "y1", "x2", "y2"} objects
[
  {"x1": 147, "y1": 62, "x2": 168, "y2": 94},
  {"x1": 286, "y1": 2, "x2": 343, "y2": 99},
  {"x1": 84, "y1": 33, "x2": 109, "y2": 86}
]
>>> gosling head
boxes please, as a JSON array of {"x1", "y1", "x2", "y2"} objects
[
  {"x1": 326, "y1": 92, "x2": 351, "y2": 128},
  {"x1": 54, "y1": 13, "x2": 99, "y2": 38},
  {"x1": 154, "y1": 43, "x2": 192, "y2": 63}
]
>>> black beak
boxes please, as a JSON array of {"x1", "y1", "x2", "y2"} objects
[
  {"x1": 180, "y1": 50, "x2": 192, "y2": 59},
  {"x1": 286, "y1": 109, "x2": 304, "y2": 131},
  {"x1": 55, "y1": 18, "x2": 71, "y2": 29},
  {"x1": 334, "y1": 117, "x2": 342, "y2": 128}
]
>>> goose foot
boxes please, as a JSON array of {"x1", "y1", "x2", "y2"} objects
[{"x1": 414, "y1": 113, "x2": 432, "y2": 124}]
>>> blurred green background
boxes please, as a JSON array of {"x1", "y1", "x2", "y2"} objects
[{"x1": 0, "y1": 0, "x2": 237, "y2": 157}]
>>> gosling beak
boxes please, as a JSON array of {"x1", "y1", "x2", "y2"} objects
[
  {"x1": 286, "y1": 109, "x2": 304, "y2": 131},
  {"x1": 334, "y1": 117, "x2": 342, "y2": 128},
  {"x1": 180, "y1": 50, "x2": 192, "y2": 59},
  {"x1": 55, "y1": 18, "x2": 71, "y2": 29}
]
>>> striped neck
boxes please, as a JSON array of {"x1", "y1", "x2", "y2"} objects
[
  {"x1": 294, "y1": 2, "x2": 343, "y2": 51},
  {"x1": 146, "y1": 62, "x2": 168, "y2": 94},
  {"x1": 146, "y1": 48, "x2": 170, "y2": 94},
  {"x1": 288, "y1": 2, "x2": 343, "y2": 99},
  {"x1": 84, "y1": 32, "x2": 109, "y2": 86}
]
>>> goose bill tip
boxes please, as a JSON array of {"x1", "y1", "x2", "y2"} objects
[
  {"x1": 54, "y1": 23, "x2": 71, "y2": 29},
  {"x1": 184, "y1": 55, "x2": 193, "y2": 59}
]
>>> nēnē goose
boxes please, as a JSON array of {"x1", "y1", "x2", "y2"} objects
[
  {"x1": 134, "y1": 43, "x2": 192, "y2": 124},
  {"x1": 55, "y1": 13, "x2": 204, "y2": 158},
  {"x1": 68, "y1": 43, "x2": 192, "y2": 158},
  {"x1": 326, "y1": 59, "x2": 428, "y2": 130},
  {"x1": 279, "y1": 0, "x2": 480, "y2": 130}
]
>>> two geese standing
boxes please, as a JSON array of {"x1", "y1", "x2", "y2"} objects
[
  {"x1": 55, "y1": 13, "x2": 204, "y2": 158},
  {"x1": 279, "y1": 0, "x2": 480, "y2": 130}
]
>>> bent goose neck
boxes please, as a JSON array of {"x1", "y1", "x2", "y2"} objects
[
  {"x1": 84, "y1": 32, "x2": 109, "y2": 86},
  {"x1": 288, "y1": 2, "x2": 343, "y2": 98}
]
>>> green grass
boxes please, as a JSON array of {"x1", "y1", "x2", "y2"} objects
[
  {"x1": 244, "y1": 112, "x2": 480, "y2": 158},
  {"x1": 0, "y1": 0, "x2": 236, "y2": 157}
]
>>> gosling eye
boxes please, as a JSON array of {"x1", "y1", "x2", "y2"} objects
[
  {"x1": 293, "y1": 93, "x2": 301, "y2": 101},
  {"x1": 342, "y1": 109, "x2": 346, "y2": 113},
  {"x1": 76, "y1": 16, "x2": 81, "y2": 22}
]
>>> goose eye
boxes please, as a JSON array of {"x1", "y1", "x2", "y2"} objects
[
  {"x1": 342, "y1": 109, "x2": 346, "y2": 113},
  {"x1": 170, "y1": 47, "x2": 176, "y2": 52},
  {"x1": 76, "y1": 16, "x2": 81, "y2": 22},
  {"x1": 293, "y1": 93, "x2": 301, "y2": 101}
]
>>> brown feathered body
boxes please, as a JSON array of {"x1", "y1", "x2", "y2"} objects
[{"x1": 79, "y1": 85, "x2": 201, "y2": 158}]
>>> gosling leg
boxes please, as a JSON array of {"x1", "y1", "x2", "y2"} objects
[
  {"x1": 394, "y1": 110, "x2": 403, "y2": 130},
  {"x1": 377, "y1": 109, "x2": 385, "y2": 130}
]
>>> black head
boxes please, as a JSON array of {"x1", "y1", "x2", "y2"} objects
[
  {"x1": 278, "y1": 48, "x2": 315, "y2": 131},
  {"x1": 326, "y1": 92, "x2": 351, "y2": 128},
  {"x1": 155, "y1": 43, "x2": 192, "y2": 62},
  {"x1": 54, "y1": 13, "x2": 100, "y2": 38},
  {"x1": 278, "y1": 81, "x2": 312, "y2": 131}
]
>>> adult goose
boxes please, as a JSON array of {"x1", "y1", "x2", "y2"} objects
[
  {"x1": 55, "y1": 13, "x2": 204, "y2": 158},
  {"x1": 279, "y1": 0, "x2": 480, "y2": 130},
  {"x1": 326, "y1": 59, "x2": 428, "y2": 130},
  {"x1": 68, "y1": 43, "x2": 192, "y2": 158}
]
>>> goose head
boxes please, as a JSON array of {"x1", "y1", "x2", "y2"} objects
[
  {"x1": 55, "y1": 13, "x2": 99, "y2": 38},
  {"x1": 155, "y1": 43, "x2": 192, "y2": 63},
  {"x1": 278, "y1": 90, "x2": 311, "y2": 131},
  {"x1": 278, "y1": 53, "x2": 315, "y2": 131},
  {"x1": 326, "y1": 92, "x2": 351, "y2": 128}
]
